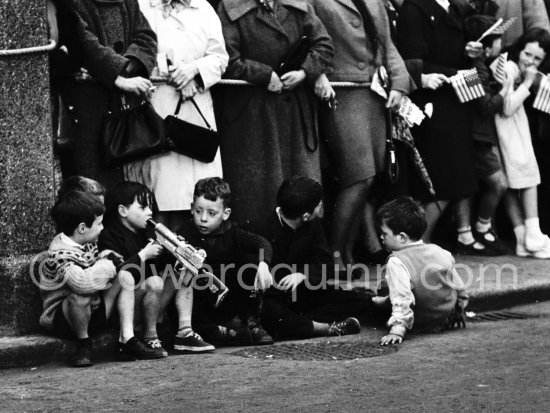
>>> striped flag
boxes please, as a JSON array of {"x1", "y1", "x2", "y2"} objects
[
  {"x1": 533, "y1": 74, "x2": 550, "y2": 114},
  {"x1": 449, "y1": 68, "x2": 485, "y2": 103},
  {"x1": 493, "y1": 52, "x2": 507, "y2": 84}
]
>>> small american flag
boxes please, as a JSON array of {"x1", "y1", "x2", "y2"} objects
[
  {"x1": 493, "y1": 52, "x2": 507, "y2": 84},
  {"x1": 533, "y1": 74, "x2": 550, "y2": 114},
  {"x1": 449, "y1": 68, "x2": 485, "y2": 103},
  {"x1": 492, "y1": 17, "x2": 518, "y2": 36}
]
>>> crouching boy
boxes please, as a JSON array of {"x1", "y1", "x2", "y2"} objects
[
  {"x1": 39, "y1": 191, "x2": 163, "y2": 367},
  {"x1": 177, "y1": 177, "x2": 275, "y2": 346},
  {"x1": 99, "y1": 182, "x2": 214, "y2": 354},
  {"x1": 375, "y1": 197, "x2": 469, "y2": 345}
]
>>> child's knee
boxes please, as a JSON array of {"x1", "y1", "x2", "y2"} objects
[
  {"x1": 488, "y1": 171, "x2": 508, "y2": 195},
  {"x1": 144, "y1": 276, "x2": 164, "y2": 294},
  {"x1": 67, "y1": 292, "x2": 92, "y2": 308},
  {"x1": 118, "y1": 270, "x2": 136, "y2": 289}
]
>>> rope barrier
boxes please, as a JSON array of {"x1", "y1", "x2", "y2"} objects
[
  {"x1": 0, "y1": 39, "x2": 57, "y2": 56},
  {"x1": 151, "y1": 75, "x2": 371, "y2": 88}
]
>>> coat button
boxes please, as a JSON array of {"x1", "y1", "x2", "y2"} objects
[
  {"x1": 357, "y1": 61, "x2": 366, "y2": 70},
  {"x1": 351, "y1": 19, "x2": 361, "y2": 28}
]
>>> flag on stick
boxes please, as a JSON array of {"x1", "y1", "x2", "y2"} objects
[
  {"x1": 493, "y1": 52, "x2": 507, "y2": 84},
  {"x1": 449, "y1": 68, "x2": 485, "y2": 103},
  {"x1": 533, "y1": 74, "x2": 550, "y2": 114}
]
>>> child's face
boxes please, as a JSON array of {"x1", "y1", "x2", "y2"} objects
[
  {"x1": 191, "y1": 196, "x2": 230, "y2": 236},
  {"x1": 379, "y1": 221, "x2": 405, "y2": 252},
  {"x1": 518, "y1": 41, "x2": 546, "y2": 73},
  {"x1": 121, "y1": 198, "x2": 153, "y2": 232},
  {"x1": 485, "y1": 37, "x2": 502, "y2": 59},
  {"x1": 80, "y1": 215, "x2": 104, "y2": 244}
]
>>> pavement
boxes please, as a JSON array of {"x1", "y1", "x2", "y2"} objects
[{"x1": 0, "y1": 253, "x2": 549, "y2": 370}]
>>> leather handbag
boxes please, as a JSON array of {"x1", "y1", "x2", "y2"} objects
[
  {"x1": 165, "y1": 97, "x2": 219, "y2": 163},
  {"x1": 276, "y1": 35, "x2": 311, "y2": 76},
  {"x1": 101, "y1": 95, "x2": 168, "y2": 167}
]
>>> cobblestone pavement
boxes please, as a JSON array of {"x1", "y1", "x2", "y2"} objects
[{"x1": 1, "y1": 302, "x2": 550, "y2": 412}]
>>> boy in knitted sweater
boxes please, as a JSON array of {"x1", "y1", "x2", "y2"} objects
[
  {"x1": 374, "y1": 197, "x2": 469, "y2": 345},
  {"x1": 39, "y1": 190, "x2": 165, "y2": 367}
]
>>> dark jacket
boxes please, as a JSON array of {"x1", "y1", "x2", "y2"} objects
[
  {"x1": 58, "y1": 0, "x2": 157, "y2": 187},
  {"x1": 98, "y1": 219, "x2": 169, "y2": 283},
  {"x1": 216, "y1": 0, "x2": 334, "y2": 224},
  {"x1": 244, "y1": 211, "x2": 334, "y2": 285},
  {"x1": 176, "y1": 219, "x2": 273, "y2": 276},
  {"x1": 472, "y1": 57, "x2": 504, "y2": 144}
]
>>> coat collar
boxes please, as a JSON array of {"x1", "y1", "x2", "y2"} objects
[
  {"x1": 222, "y1": 0, "x2": 308, "y2": 22},
  {"x1": 335, "y1": 0, "x2": 361, "y2": 15},
  {"x1": 405, "y1": 0, "x2": 474, "y2": 30}
]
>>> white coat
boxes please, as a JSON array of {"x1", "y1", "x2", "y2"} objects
[{"x1": 125, "y1": 0, "x2": 229, "y2": 210}]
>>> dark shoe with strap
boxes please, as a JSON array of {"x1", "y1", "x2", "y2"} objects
[
  {"x1": 328, "y1": 317, "x2": 361, "y2": 336},
  {"x1": 472, "y1": 228, "x2": 508, "y2": 255}
]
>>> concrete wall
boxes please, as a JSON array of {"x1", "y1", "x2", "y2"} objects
[{"x1": 0, "y1": 1, "x2": 56, "y2": 334}]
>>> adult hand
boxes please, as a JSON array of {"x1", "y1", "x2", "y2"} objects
[
  {"x1": 140, "y1": 240, "x2": 163, "y2": 261},
  {"x1": 254, "y1": 261, "x2": 273, "y2": 291},
  {"x1": 314, "y1": 73, "x2": 335, "y2": 101},
  {"x1": 169, "y1": 62, "x2": 199, "y2": 89},
  {"x1": 386, "y1": 90, "x2": 404, "y2": 109},
  {"x1": 281, "y1": 69, "x2": 306, "y2": 90},
  {"x1": 179, "y1": 80, "x2": 198, "y2": 99},
  {"x1": 114, "y1": 76, "x2": 154, "y2": 99},
  {"x1": 380, "y1": 333, "x2": 403, "y2": 346},
  {"x1": 267, "y1": 71, "x2": 283, "y2": 93},
  {"x1": 421, "y1": 73, "x2": 448, "y2": 90},
  {"x1": 278, "y1": 272, "x2": 306, "y2": 291},
  {"x1": 465, "y1": 41, "x2": 483, "y2": 59}
]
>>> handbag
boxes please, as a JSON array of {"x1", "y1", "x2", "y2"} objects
[
  {"x1": 165, "y1": 97, "x2": 219, "y2": 163},
  {"x1": 276, "y1": 35, "x2": 311, "y2": 76},
  {"x1": 101, "y1": 95, "x2": 168, "y2": 167}
]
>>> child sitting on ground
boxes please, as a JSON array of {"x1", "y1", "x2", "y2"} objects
[
  {"x1": 39, "y1": 190, "x2": 164, "y2": 367},
  {"x1": 374, "y1": 197, "x2": 469, "y2": 345},
  {"x1": 176, "y1": 177, "x2": 274, "y2": 346},
  {"x1": 245, "y1": 176, "x2": 372, "y2": 340},
  {"x1": 99, "y1": 181, "x2": 214, "y2": 354}
]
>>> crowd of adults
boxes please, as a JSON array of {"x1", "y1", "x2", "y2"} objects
[{"x1": 47, "y1": 0, "x2": 550, "y2": 263}]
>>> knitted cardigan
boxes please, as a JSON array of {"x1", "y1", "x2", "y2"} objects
[{"x1": 39, "y1": 234, "x2": 116, "y2": 331}]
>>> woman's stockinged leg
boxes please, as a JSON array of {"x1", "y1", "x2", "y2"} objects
[{"x1": 330, "y1": 178, "x2": 373, "y2": 266}]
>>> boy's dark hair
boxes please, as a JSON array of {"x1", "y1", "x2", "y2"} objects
[
  {"x1": 464, "y1": 15, "x2": 502, "y2": 49},
  {"x1": 51, "y1": 190, "x2": 105, "y2": 235},
  {"x1": 104, "y1": 181, "x2": 157, "y2": 224},
  {"x1": 193, "y1": 177, "x2": 231, "y2": 208},
  {"x1": 376, "y1": 196, "x2": 427, "y2": 241},
  {"x1": 57, "y1": 175, "x2": 105, "y2": 200},
  {"x1": 277, "y1": 176, "x2": 322, "y2": 219},
  {"x1": 507, "y1": 28, "x2": 550, "y2": 62}
]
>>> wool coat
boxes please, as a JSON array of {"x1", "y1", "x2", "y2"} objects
[
  {"x1": 309, "y1": 0, "x2": 413, "y2": 187},
  {"x1": 216, "y1": 0, "x2": 333, "y2": 224},
  {"x1": 396, "y1": 0, "x2": 478, "y2": 201},
  {"x1": 58, "y1": 0, "x2": 157, "y2": 188}
]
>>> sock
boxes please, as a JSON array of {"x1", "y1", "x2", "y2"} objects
[
  {"x1": 457, "y1": 226, "x2": 475, "y2": 245},
  {"x1": 475, "y1": 218, "x2": 492, "y2": 234},
  {"x1": 311, "y1": 321, "x2": 330, "y2": 336},
  {"x1": 513, "y1": 225, "x2": 526, "y2": 242},
  {"x1": 525, "y1": 218, "x2": 543, "y2": 236},
  {"x1": 143, "y1": 335, "x2": 158, "y2": 342},
  {"x1": 176, "y1": 326, "x2": 193, "y2": 338}
]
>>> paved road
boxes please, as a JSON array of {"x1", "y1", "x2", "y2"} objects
[{"x1": 2, "y1": 302, "x2": 550, "y2": 412}]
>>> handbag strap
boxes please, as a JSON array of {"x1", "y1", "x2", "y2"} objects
[{"x1": 174, "y1": 96, "x2": 213, "y2": 130}]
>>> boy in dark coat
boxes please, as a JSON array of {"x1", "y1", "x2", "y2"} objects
[
  {"x1": 177, "y1": 177, "x2": 275, "y2": 346},
  {"x1": 245, "y1": 176, "x2": 373, "y2": 340}
]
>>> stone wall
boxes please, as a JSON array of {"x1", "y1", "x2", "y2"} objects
[{"x1": 0, "y1": 1, "x2": 56, "y2": 334}]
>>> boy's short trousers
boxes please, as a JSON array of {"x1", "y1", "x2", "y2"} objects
[
  {"x1": 474, "y1": 141, "x2": 502, "y2": 178},
  {"x1": 52, "y1": 295, "x2": 108, "y2": 340}
]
